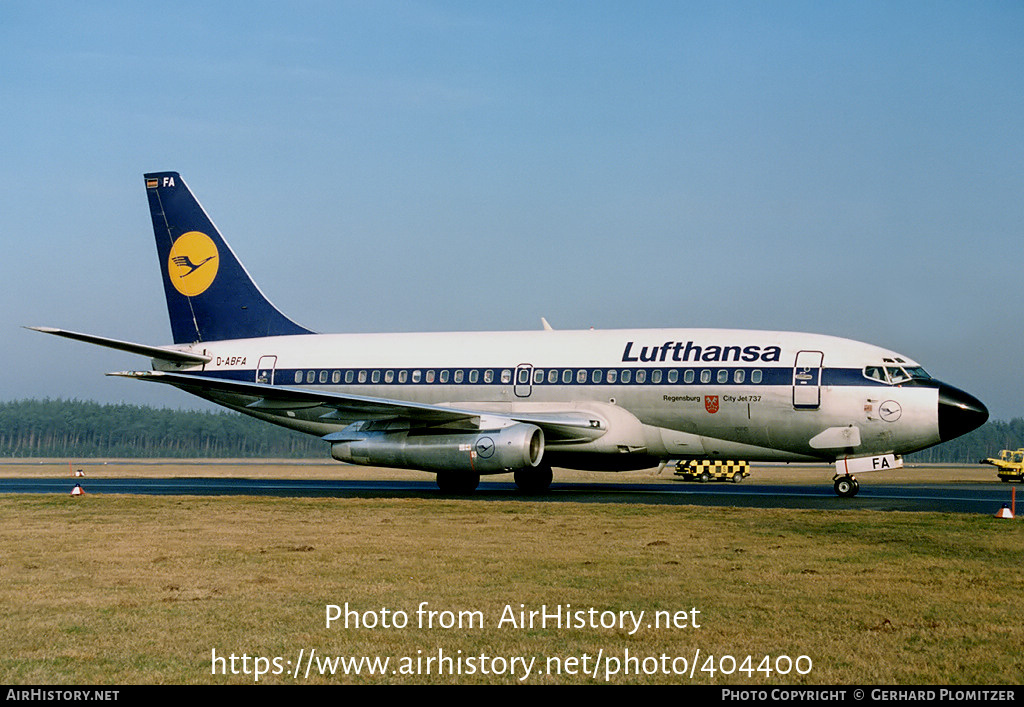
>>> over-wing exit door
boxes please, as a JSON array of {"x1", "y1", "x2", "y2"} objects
[{"x1": 514, "y1": 364, "x2": 533, "y2": 398}]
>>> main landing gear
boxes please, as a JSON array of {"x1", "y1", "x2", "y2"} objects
[
  {"x1": 514, "y1": 465, "x2": 553, "y2": 494},
  {"x1": 832, "y1": 474, "x2": 860, "y2": 498},
  {"x1": 435, "y1": 465, "x2": 554, "y2": 495},
  {"x1": 436, "y1": 472, "x2": 480, "y2": 494}
]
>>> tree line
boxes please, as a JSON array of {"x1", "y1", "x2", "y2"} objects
[
  {"x1": 0, "y1": 398, "x2": 1019, "y2": 462},
  {"x1": 0, "y1": 399, "x2": 323, "y2": 458}
]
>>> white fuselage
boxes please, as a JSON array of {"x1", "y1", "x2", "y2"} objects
[{"x1": 158, "y1": 327, "x2": 942, "y2": 470}]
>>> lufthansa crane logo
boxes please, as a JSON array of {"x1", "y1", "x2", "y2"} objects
[
  {"x1": 168, "y1": 231, "x2": 219, "y2": 296},
  {"x1": 475, "y1": 437, "x2": 495, "y2": 458},
  {"x1": 879, "y1": 400, "x2": 902, "y2": 422}
]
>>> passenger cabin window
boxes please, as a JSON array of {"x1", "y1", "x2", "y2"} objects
[
  {"x1": 319, "y1": 370, "x2": 328, "y2": 384},
  {"x1": 751, "y1": 369, "x2": 762, "y2": 384},
  {"x1": 501, "y1": 369, "x2": 512, "y2": 384},
  {"x1": 385, "y1": 370, "x2": 395, "y2": 383},
  {"x1": 591, "y1": 369, "x2": 603, "y2": 384},
  {"x1": 484, "y1": 370, "x2": 494, "y2": 384},
  {"x1": 454, "y1": 369, "x2": 464, "y2": 384},
  {"x1": 607, "y1": 370, "x2": 618, "y2": 384},
  {"x1": 332, "y1": 371, "x2": 341, "y2": 384},
  {"x1": 358, "y1": 370, "x2": 367, "y2": 384}
]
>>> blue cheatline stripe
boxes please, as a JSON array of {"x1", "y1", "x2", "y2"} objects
[{"x1": 187, "y1": 366, "x2": 894, "y2": 388}]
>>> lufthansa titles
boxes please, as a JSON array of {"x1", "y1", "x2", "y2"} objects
[{"x1": 622, "y1": 341, "x2": 782, "y2": 364}]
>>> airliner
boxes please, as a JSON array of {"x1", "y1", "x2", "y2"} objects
[{"x1": 31, "y1": 171, "x2": 988, "y2": 496}]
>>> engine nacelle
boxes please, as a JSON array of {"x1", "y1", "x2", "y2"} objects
[{"x1": 330, "y1": 423, "x2": 544, "y2": 474}]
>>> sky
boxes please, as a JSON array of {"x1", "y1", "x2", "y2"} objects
[{"x1": 2, "y1": 1, "x2": 1022, "y2": 420}]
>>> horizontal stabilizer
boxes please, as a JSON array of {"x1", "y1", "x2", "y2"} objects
[{"x1": 26, "y1": 327, "x2": 211, "y2": 365}]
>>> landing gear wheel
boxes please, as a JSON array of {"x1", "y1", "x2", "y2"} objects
[
  {"x1": 514, "y1": 465, "x2": 553, "y2": 494},
  {"x1": 833, "y1": 475, "x2": 860, "y2": 498},
  {"x1": 436, "y1": 472, "x2": 480, "y2": 494}
]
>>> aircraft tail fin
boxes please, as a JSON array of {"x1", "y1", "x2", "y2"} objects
[{"x1": 145, "y1": 172, "x2": 314, "y2": 344}]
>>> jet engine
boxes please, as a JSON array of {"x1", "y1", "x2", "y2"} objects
[{"x1": 330, "y1": 423, "x2": 544, "y2": 474}]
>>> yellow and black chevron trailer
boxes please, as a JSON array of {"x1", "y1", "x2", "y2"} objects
[{"x1": 674, "y1": 459, "x2": 750, "y2": 483}]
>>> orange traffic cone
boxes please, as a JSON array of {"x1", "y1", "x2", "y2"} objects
[
  {"x1": 995, "y1": 503, "x2": 1014, "y2": 519},
  {"x1": 70, "y1": 483, "x2": 85, "y2": 496}
]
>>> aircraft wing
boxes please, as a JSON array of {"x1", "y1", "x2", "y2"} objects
[{"x1": 109, "y1": 370, "x2": 606, "y2": 441}]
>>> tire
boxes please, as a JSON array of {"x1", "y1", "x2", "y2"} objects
[
  {"x1": 833, "y1": 475, "x2": 859, "y2": 498},
  {"x1": 436, "y1": 472, "x2": 480, "y2": 494},
  {"x1": 514, "y1": 465, "x2": 553, "y2": 494}
]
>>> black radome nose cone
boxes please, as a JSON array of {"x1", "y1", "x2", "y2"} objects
[{"x1": 938, "y1": 383, "x2": 989, "y2": 442}]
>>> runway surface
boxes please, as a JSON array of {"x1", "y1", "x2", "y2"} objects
[{"x1": 2, "y1": 476, "x2": 1018, "y2": 514}]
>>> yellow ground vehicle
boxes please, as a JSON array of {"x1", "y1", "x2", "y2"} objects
[
  {"x1": 674, "y1": 459, "x2": 750, "y2": 483},
  {"x1": 981, "y1": 449, "x2": 1024, "y2": 483}
]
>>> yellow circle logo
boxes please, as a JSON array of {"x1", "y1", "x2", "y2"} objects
[{"x1": 168, "y1": 231, "x2": 219, "y2": 296}]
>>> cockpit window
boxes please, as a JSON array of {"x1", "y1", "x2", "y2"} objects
[
  {"x1": 864, "y1": 366, "x2": 887, "y2": 383},
  {"x1": 886, "y1": 366, "x2": 911, "y2": 384},
  {"x1": 864, "y1": 364, "x2": 931, "y2": 384}
]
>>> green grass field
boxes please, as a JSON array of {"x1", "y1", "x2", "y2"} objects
[{"x1": 2, "y1": 479, "x2": 1021, "y2": 684}]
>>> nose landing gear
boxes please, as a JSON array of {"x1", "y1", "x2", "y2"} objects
[{"x1": 833, "y1": 474, "x2": 860, "y2": 498}]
